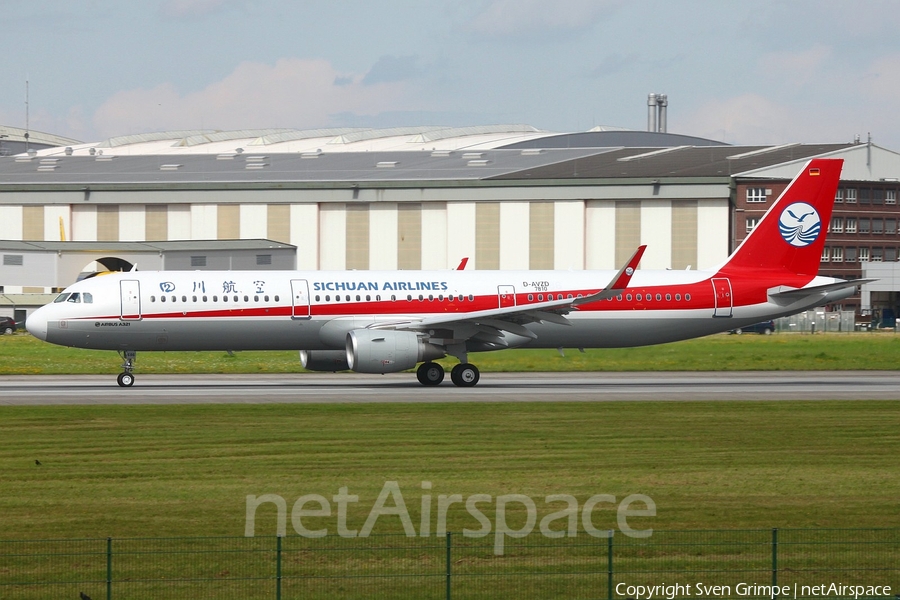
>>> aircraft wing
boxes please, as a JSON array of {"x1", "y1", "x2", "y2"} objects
[{"x1": 372, "y1": 246, "x2": 646, "y2": 341}]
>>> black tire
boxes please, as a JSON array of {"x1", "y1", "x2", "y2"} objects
[
  {"x1": 451, "y1": 363, "x2": 479, "y2": 387},
  {"x1": 416, "y1": 362, "x2": 444, "y2": 386},
  {"x1": 762, "y1": 328, "x2": 772, "y2": 335},
  {"x1": 117, "y1": 372, "x2": 135, "y2": 387},
  {"x1": 734, "y1": 328, "x2": 742, "y2": 335}
]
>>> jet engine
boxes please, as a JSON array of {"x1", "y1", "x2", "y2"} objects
[
  {"x1": 299, "y1": 350, "x2": 350, "y2": 372},
  {"x1": 346, "y1": 329, "x2": 444, "y2": 374}
]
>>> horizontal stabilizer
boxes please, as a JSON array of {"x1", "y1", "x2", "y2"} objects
[{"x1": 768, "y1": 279, "x2": 872, "y2": 299}]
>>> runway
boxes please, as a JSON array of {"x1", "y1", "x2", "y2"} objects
[{"x1": 0, "y1": 371, "x2": 897, "y2": 404}]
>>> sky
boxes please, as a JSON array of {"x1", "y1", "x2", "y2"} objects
[{"x1": 2, "y1": 0, "x2": 900, "y2": 148}]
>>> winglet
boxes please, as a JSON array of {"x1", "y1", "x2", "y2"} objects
[
  {"x1": 456, "y1": 257, "x2": 469, "y2": 270},
  {"x1": 576, "y1": 245, "x2": 646, "y2": 304}
]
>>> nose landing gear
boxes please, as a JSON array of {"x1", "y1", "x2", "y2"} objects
[{"x1": 116, "y1": 350, "x2": 136, "y2": 387}]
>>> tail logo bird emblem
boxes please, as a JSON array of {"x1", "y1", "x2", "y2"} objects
[{"x1": 778, "y1": 202, "x2": 821, "y2": 247}]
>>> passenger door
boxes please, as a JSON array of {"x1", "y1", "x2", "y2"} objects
[{"x1": 120, "y1": 280, "x2": 142, "y2": 321}]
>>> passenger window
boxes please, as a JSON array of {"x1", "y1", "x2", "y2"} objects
[
  {"x1": 626, "y1": 294, "x2": 632, "y2": 301},
  {"x1": 366, "y1": 295, "x2": 371, "y2": 301},
  {"x1": 182, "y1": 296, "x2": 187, "y2": 302},
  {"x1": 161, "y1": 296, "x2": 166, "y2": 302},
  {"x1": 266, "y1": 295, "x2": 271, "y2": 302},
  {"x1": 391, "y1": 295, "x2": 396, "y2": 301},
  {"x1": 326, "y1": 295, "x2": 331, "y2": 301},
  {"x1": 675, "y1": 294, "x2": 681, "y2": 301},
  {"x1": 428, "y1": 294, "x2": 433, "y2": 301},
  {"x1": 356, "y1": 295, "x2": 361, "y2": 301},
  {"x1": 528, "y1": 294, "x2": 534, "y2": 301},
  {"x1": 686, "y1": 294, "x2": 692, "y2": 301},
  {"x1": 150, "y1": 296, "x2": 156, "y2": 303},
  {"x1": 315, "y1": 295, "x2": 320, "y2": 302},
  {"x1": 213, "y1": 296, "x2": 218, "y2": 302},
  {"x1": 244, "y1": 295, "x2": 249, "y2": 302},
  {"x1": 193, "y1": 296, "x2": 197, "y2": 302},
  {"x1": 203, "y1": 295, "x2": 208, "y2": 302},
  {"x1": 274, "y1": 295, "x2": 279, "y2": 302},
  {"x1": 468, "y1": 294, "x2": 474, "y2": 301},
  {"x1": 666, "y1": 294, "x2": 671, "y2": 301},
  {"x1": 567, "y1": 294, "x2": 573, "y2": 299},
  {"x1": 637, "y1": 294, "x2": 642, "y2": 301},
  {"x1": 538, "y1": 294, "x2": 543, "y2": 301},
  {"x1": 656, "y1": 294, "x2": 662, "y2": 301},
  {"x1": 233, "y1": 295, "x2": 238, "y2": 302}
]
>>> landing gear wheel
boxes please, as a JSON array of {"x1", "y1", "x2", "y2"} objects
[
  {"x1": 117, "y1": 372, "x2": 135, "y2": 387},
  {"x1": 450, "y1": 363, "x2": 480, "y2": 387},
  {"x1": 416, "y1": 362, "x2": 444, "y2": 386}
]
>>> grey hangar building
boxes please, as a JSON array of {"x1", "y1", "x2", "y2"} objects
[{"x1": 3, "y1": 124, "x2": 900, "y2": 323}]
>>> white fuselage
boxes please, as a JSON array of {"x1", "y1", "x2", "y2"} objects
[{"x1": 26, "y1": 268, "x2": 850, "y2": 353}]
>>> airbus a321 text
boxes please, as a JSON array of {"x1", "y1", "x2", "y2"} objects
[{"x1": 27, "y1": 158, "x2": 863, "y2": 387}]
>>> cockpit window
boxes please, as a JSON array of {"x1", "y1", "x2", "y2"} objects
[
  {"x1": 53, "y1": 293, "x2": 70, "y2": 303},
  {"x1": 83, "y1": 292, "x2": 93, "y2": 304},
  {"x1": 67, "y1": 293, "x2": 81, "y2": 303}
]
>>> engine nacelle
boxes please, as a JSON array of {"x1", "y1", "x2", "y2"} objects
[
  {"x1": 346, "y1": 329, "x2": 444, "y2": 374},
  {"x1": 299, "y1": 350, "x2": 350, "y2": 372}
]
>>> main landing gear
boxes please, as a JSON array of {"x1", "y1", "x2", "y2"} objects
[
  {"x1": 116, "y1": 350, "x2": 136, "y2": 387},
  {"x1": 415, "y1": 362, "x2": 480, "y2": 387}
]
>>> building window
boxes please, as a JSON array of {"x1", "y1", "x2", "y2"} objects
[
  {"x1": 886, "y1": 248, "x2": 898, "y2": 262},
  {"x1": 859, "y1": 247, "x2": 870, "y2": 262},
  {"x1": 872, "y1": 248, "x2": 884, "y2": 262},
  {"x1": 846, "y1": 189, "x2": 857, "y2": 203},
  {"x1": 746, "y1": 217, "x2": 759, "y2": 233},
  {"x1": 873, "y1": 219, "x2": 884, "y2": 234},
  {"x1": 821, "y1": 247, "x2": 830, "y2": 262},
  {"x1": 860, "y1": 189, "x2": 871, "y2": 204},
  {"x1": 845, "y1": 218, "x2": 857, "y2": 234},
  {"x1": 829, "y1": 217, "x2": 843, "y2": 233},
  {"x1": 859, "y1": 218, "x2": 871, "y2": 234},
  {"x1": 888, "y1": 219, "x2": 898, "y2": 235},
  {"x1": 874, "y1": 189, "x2": 884, "y2": 205},
  {"x1": 746, "y1": 188, "x2": 767, "y2": 203},
  {"x1": 831, "y1": 247, "x2": 843, "y2": 262},
  {"x1": 835, "y1": 189, "x2": 844, "y2": 203},
  {"x1": 2, "y1": 254, "x2": 23, "y2": 266},
  {"x1": 887, "y1": 190, "x2": 897, "y2": 205},
  {"x1": 256, "y1": 254, "x2": 272, "y2": 265},
  {"x1": 845, "y1": 247, "x2": 858, "y2": 262},
  {"x1": 191, "y1": 256, "x2": 207, "y2": 267}
]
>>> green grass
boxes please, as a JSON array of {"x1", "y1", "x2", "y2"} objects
[
  {"x1": 3, "y1": 331, "x2": 900, "y2": 374},
  {"x1": 2, "y1": 334, "x2": 899, "y2": 596},
  {"x1": 1, "y1": 401, "x2": 897, "y2": 540}
]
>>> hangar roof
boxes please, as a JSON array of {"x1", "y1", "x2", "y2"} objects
[
  {"x1": 0, "y1": 240, "x2": 295, "y2": 252},
  {"x1": 22, "y1": 125, "x2": 724, "y2": 158},
  {"x1": 0, "y1": 143, "x2": 860, "y2": 188}
]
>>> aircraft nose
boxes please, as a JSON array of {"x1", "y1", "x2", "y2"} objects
[{"x1": 26, "y1": 308, "x2": 48, "y2": 341}]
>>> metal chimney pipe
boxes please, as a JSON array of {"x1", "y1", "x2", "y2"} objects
[
  {"x1": 647, "y1": 93, "x2": 658, "y2": 132},
  {"x1": 657, "y1": 94, "x2": 668, "y2": 133}
]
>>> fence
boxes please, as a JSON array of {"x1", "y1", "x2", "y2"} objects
[
  {"x1": 776, "y1": 311, "x2": 857, "y2": 333},
  {"x1": 1, "y1": 529, "x2": 897, "y2": 599}
]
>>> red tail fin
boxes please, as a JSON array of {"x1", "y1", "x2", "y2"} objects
[{"x1": 720, "y1": 158, "x2": 843, "y2": 277}]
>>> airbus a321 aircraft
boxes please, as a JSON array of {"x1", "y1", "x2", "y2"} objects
[{"x1": 27, "y1": 158, "x2": 862, "y2": 387}]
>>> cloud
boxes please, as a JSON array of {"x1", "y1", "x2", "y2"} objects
[
  {"x1": 362, "y1": 55, "x2": 423, "y2": 85},
  {"x1": 591, "y1": 53, "x2": 639, "y2": 77},
  {"x1": 91, "y1": 58, "x2": 416, "y2": 138},
  {"x1": 159, "y1": 0, "x2": 233, "y2": 19},
  {"x1": 679, "y1": 94, "x2": 814, "y2": 145},
  {"x1": 467, "y1": 0, "x2": 622, "y2": 38},
  {"x1": 757, "y1": 45, "x2": 832, "y2": 87}
]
